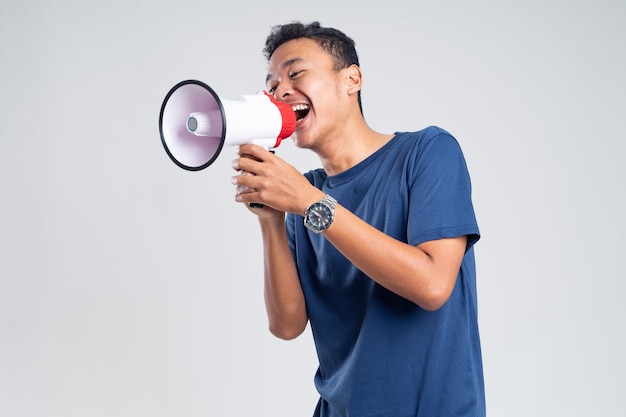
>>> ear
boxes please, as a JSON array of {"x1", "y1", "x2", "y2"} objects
[{"x1": 345, "y1": 64, "x2": 362, "y2": 96}]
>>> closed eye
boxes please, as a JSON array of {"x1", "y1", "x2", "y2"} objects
[
  {"x1": 267, "y1": 84, "x2": 278, "y2": 94},
  {"x1": 267, "y1": 70, "x2": 304, "y2": 94}
]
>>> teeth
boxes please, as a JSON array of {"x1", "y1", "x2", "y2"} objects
[{"x1": 292, "y1": 103, "x2": 310, "y2": 122}]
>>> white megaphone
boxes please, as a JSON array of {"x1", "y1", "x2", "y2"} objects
[{"x1": 159, "y1": 79, "x2": 297, "y2": 171}]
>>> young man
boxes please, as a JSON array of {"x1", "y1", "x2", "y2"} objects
[{"x1": 231, "y1": 21, "x2": 485, "y2": 417}]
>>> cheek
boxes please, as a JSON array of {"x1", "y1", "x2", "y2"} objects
[
  {"x1": 303, "y1": 74, "x2": 339, "y2": 101},
  {"x1": 311, "y1": 87, "x2": 342, "y2": 117}
]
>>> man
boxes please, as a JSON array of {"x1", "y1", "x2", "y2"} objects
[{"x1": 231, "y1": 21, "x2": 485, "y2": 417}]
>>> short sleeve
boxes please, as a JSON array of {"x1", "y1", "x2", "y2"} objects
[{"x1": 406, "y1": 129, "x2": 480, "y2": 249}]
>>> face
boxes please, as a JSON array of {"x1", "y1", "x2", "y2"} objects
[{"x1": 266, "y1": 38, "x2": 356, "y2": 150}]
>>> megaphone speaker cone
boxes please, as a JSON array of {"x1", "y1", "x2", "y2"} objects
[{"x1": 159, "y1": 80, "x2": 225, "y2": 171}]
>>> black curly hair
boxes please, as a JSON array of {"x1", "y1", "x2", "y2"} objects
[
  {"x1": 263, "y1": 21, "x2": 360, "y2": 70},
  {"x1": 263, "y1": 21, "x2": 363, "y2": 113}
]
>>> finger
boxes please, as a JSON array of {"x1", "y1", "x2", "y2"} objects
[
  {"x1": 238, "y1": 143, "x2": 269, "y2": 158},
  {"x1": 232, "y1": 155, "x2": 264, "y2": 175},
  {"x1": 235, "y1": 189, "x2": 261, "y2": 204},
  {"x1": 232, "y1": 174, "x2": 259, "y2": 202},
  {"x1": 232, "y1": 169, "x2": 256, "y2": 184},
  {"x1": 236, "y1": 184, "x2": 252, "y2": 195},
  {"x1": 239, "y1": 143, "x2": 272, "y2": 162},
  {"x1": 232, "y1": 170, "x2": 262, "y2": 197},
  {"x1": 231, "y1": 157, "x2": 245, "y2": 171}
]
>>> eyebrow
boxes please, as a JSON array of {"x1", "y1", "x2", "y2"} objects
[{"x1": 265, "y1": 57, "x2": 304, "y2": 82}]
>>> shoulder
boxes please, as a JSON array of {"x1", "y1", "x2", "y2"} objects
[
  {"x1": 303, "y1": 168, "x2": 327, "y2": 187},
  {"x1": 396, "y1": 126, "x2": 459, "y2": 148},
  {"x1": 393, "y1": 126, "x2": 466, "y2": 165}
]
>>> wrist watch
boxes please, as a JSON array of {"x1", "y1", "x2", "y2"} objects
[{"x1": 304, "y1": 195, "x2": 337, "y2": 234}]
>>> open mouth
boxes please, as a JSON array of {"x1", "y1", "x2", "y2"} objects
[{"x1": 292, "y1": 104, "x2": 310, "y2": 122}]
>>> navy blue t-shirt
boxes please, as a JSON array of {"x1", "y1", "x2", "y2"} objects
[{"x1": 286, "y1": 127, "x2": 485, "y2": 417}]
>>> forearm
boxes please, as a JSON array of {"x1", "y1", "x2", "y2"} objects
[
  {"x1": 323, "y1": 204, "x2": 466, "y2": 311},
  {"x1": 259, "y1": 215, "x2": 308, "y2": 340}
]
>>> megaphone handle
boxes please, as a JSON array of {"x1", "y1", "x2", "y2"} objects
[{"x1": 247, "y1": 150, "x2": 275, "y2": 209}]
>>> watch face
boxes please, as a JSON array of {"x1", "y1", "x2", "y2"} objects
[{"x1": 307, "y1": 202, "x2": 333, "y2": 230}]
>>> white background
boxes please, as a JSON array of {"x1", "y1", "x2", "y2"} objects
[{"x1": 1, "y1": 1, "x2": 624, "y2": 416}]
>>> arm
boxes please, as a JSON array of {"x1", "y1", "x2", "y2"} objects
[
  {"x1": 258, "y1": 211, "x2": 308, "y2": 339},
  {"x1": 233, "y1": 144, "x2": 467, "y2": 311},
  {"x1": 232, "y1": 151, "x2": 309, "y2": 339},
  {"x1": 323, "y1": 205, "x2": 467, "y2": 310}
]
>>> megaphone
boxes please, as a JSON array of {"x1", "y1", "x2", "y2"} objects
[{"x1": 159, "y1": 79, "x2": 297, "y2": 171}]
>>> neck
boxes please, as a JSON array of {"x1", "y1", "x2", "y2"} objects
[{"x1": 315, "y1": 121, "x2": 394, "y2": 176}]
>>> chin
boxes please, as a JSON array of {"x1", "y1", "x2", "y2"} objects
[{"x1": 291, "y1": 131, "x2": 313, "y2": 149}]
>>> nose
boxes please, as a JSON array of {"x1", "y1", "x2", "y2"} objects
[{"x1": 274, "y1": 79, "x2": 294, "y2": 100}]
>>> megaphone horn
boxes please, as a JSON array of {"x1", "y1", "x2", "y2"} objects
[{"x1": 159, "y1": 79, "x2": 297, "y2": 171}]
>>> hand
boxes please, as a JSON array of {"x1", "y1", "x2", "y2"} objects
[{"x1": 231, "y1": 144, "x2": 324, "y2": 216}]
